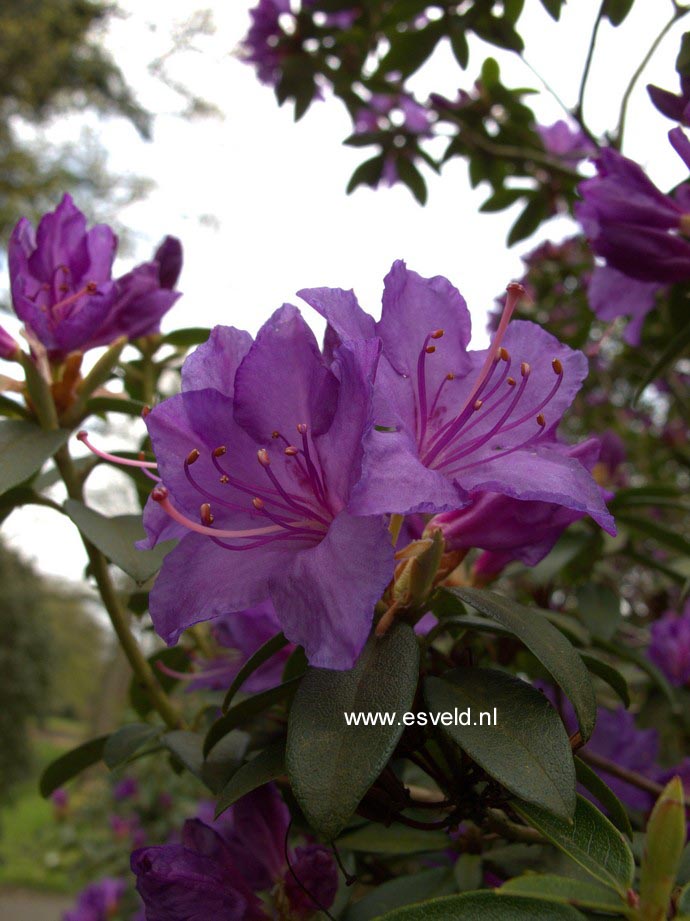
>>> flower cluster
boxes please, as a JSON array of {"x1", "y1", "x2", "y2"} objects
[
  {"x1": 648, "y1": 601, "x2": 690, "y2": 687},
  {"x1": 6, "y1": 194, "x2": 181, "y2": 363},
  {"x1": 126, "y1": 261, "x2": 615, "y2": 671}
]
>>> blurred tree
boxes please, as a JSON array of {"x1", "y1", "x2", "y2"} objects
[{"x1": 0, "y1": 0, "x2": 152, "y2": 242}]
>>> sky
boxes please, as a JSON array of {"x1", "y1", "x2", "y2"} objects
[{"x1": 2, "y1": 0, "x2": 688, "y2": 582}]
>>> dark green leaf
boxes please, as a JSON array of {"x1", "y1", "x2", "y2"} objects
[
  {"x1": 344, "y1": 868, "x2": 456, "y2": 921},
  {"x1": 215, "y1": 741, "x2": 286, "y2": 817},
  {"x1": 40, "y1": 735, "x2": 108, "y2": 796},
  {"x1": 575, "y1": 584, "x2": 620, "y2": 640},
  {"x1": 0, "y1": 422, "x2": 69, "y2": 496},
  {"x1": 449, "y1": 25, "x2": 469, "y2": 69},
  {"x1": 579, "y1": 653, "x2": 630, "y2": 708},
  {"x1": 507, "y1": 195, "x2": 548, "y2": 245},
  {"x1": 347, "y1": 155, "x2": 385, "y2": 194},
  {"x1": 103, "y1": 723, "x2": 160, "y2": 769},
  {"x1": 85, "y1": 396, "x2": 149, "y2": 417},
  {"x1": 287, "y1": 623, "x2": 419, "y2": 840},
  {"x1": 603, "y1": 0, "x2": 635, "y2": 26},
  {"x1": 444, "y1": 587, "x2": 596, "y2": 740},
  {"x1": 130, "y1": 647, "x2": 189, "y2": 718},
  {"x1": 677, "y1": 32, "x2": 690, "y2": 77},
  {"x1": 594, "y1": 637, "x2": 678, "y2": 712},
  {"x1": 425, "y1": 669, "x2": 575, "y2": 818},
  {"x1": 539, "y1": 0, "x2": 564, "y2": 20},
  {"x1": 481, "y1": 57, "x2": 500, "y2": 87},
  {"x1": 0, "y1": 394, "x2": 31, "y2": 420},
  {"x1": 162, "y1": 327, "x2": 211, "y2": 347},
  {"x1": 396, "y1": 157, "x2": 428, "y2": 205},
  {"x1": 63, "y1": 499, "x2": 175, "y2": 583},
  {"x1": 498, "y1": 874, "x2": 624, "y2": 912},
  {"x1": 480, "y1": 188, "x2": 529, "y2": 213},
  {"x1": 377, "y1": 891, "x2": 588, "y2": 919},
  {"x1": 222, "y1": 632, "x2": 288, "y2": 712},
  {"x1": 634, "y1": 315, "x2": 690, "y2": 401},
  {"x1": 618, "y1": 513, "x2": 690, "y2": 557},
  {"x1": 205, "y1": 678, "x2": 300, "y2": 756},
  {"x1": 376, "y1": 22, "x2": 443, "y2": 79},
  {"x1": 574, "y1": 757, "x2": 633, "y2": 840},
  {"x1": 513, "y1": 795, "x2": 635, "y2": 895},
  {"x1": 282, "y1": 645, "x2": 308, "y2": 682},
  {"x1": 163, "y1": 730, "x2": 249, "y2": 793},
  {"x1": 336, "y1": 824, "x2": 449, "y2": 854},
  {"x1": 678, "y1": 880, "x2": 690, "y2": 913}
]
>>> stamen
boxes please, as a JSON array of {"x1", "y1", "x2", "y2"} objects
[
  {"x1": 427, "y1": 372, "x2": 455, "y2": 425},
  {"x1": 141, "y1": 406, "x2": 151, "y2": 419},
  {"x1": 284, "y1": 445, "x2": 299, "y2": 456},
  {"x1": 257, "y1": 448, "x2": 271, "y2": 467},
  {"x1": 252, "y1": 497, "x2": 264, "y2": 510},
  {"x1": 52, "y1": 281, "x2": 99, "y2": 319},
  {"x1": 77, "y1": 431, "x2": 158, "y2": 469},
  {"x1": 473, "y1": 399, "x2": 483, "y2": 411},
  {"x1": 552, "y1": 358, "x2": 563, "y2": 375},
  {"x1": 425, "y1": 345, "x2": 436, "y2": 354},
  {"x1": 537, "y1": 413, "x2": 546, "y2": 427},
  {"x1": 187, "y1": 449, "x2": 200, "y2": 465},
  {"x1": 297, "y1": 423, "x2": 328, "y2": 508},
  {"x1": 200, "y1": 503, "x2": 214, "y2": 525}
]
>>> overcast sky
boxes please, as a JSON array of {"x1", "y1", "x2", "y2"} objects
[{"x1": 3, "y1": 0, "x2": 687, "y2": 581}]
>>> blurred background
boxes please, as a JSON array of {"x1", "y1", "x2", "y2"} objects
[{"x1": 0, "y1": 1, "x2": 687, "y2": 917}]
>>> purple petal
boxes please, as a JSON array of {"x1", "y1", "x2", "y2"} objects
[
  {"x1": 587, "y1": 265, "x2": 662, "y2": 345},
  {"x1": 181, "y1": 326, "x2": 253, "y2": 396},
  {"x1": 155, "y1": 236, "x2": 183, "y2": 289},
  {"x1": 298, "y1": 285, "x2": 376, "y2": 342}
]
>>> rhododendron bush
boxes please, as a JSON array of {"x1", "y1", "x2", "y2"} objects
[{"x1": 3, "y1": 2, "x2": 690, "y2": 920}]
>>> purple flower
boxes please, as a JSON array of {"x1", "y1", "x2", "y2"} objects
[
  {"x1": 0, "y1": 325, "x2": 19, "y2": 360},
  {"x1": 141, "y1": 307, "x2": 394, "y2": 669},
  {"x1": 586, "y1": 264, "x2": 663, "y2": 346},
  {"x1": 299, "y1": 261, "x2": 615, "y2": 538},
  {"x1": 647, "y1": 74, "x2": 690, "y2": 125},
  {"x1": 63, "y1": 877, "x2": 127, "y2": 921},
  {"x1": 131, "y1": 786, "x2": 338, "y2": 920},
  {"x1": 113, "y1": 776, "x2": 139, "y2": 802},
  {"x1": 51, "y1": 788, "x2": 69, "y2": 809},
  {"x1": 241, "y1": 0, "x2": 290, "y2": 87},
  {"x1": 431, "y1": 437, "x2": 610, "y2": 577},
  {"x1": 8, "y1": 195, "x2": 182, "y2": 361},
  {"x1": 577, "y1": 140, "x2": 690, "y2": 286},
  {"x1": 187, "y1": 601, "x2": 293, "y2": 692},
  {"x1": 648, "y1": 602, "x2": 690, "y2": 687},
  {"x1": 537, "y1": 120, "x2": 595, "y2": 162}
]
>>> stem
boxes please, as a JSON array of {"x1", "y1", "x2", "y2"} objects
[
  {"x1": 520, "y1": 55, "x2": 572, "y2": 120},
  {"x1": 578, "y1": 749, "x2": 665, "y2": 798},
  {"x1": 486, "y1": 808, "x2": 547, "y2": 844},
  {"x1": 616, "y1": 4, "x2": 690, "y2": 146},
  {"x1": 55, "y1": 443, "x2": 182, "y2": 730},
  {"x1": 575, "y1": 1, "x2": 606, "y2": 133}
]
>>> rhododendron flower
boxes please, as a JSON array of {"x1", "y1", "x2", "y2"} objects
[
  {"x1": 300, "y1": 261, "x2": 614, "y2": 536},
  {"x1": 537, "y1": 120, "x2": 595, "y2": 162},
  {"x1": 431, "y1": 438, "x2": 610, "y2": 577},
  {"x1": 63, "y1": 877, "x2": 127, "y2": 921},
  {"x1": 139, "y1": 306, "x2": 393, "y2": 669},
  {"x1": 648, "y1": 602, "x2": 690, "y2": 687},
  {"x1": 8, "y1": 194, "x2": 181, "y2": 361},
  {"x1": 131, "y1": 786, "x2": 338, "y2": 920},
  {"x1": 240, "y1": 0, "x2": 289, "y2": 87},
  {"x1": 0, "y1": 326, "x2": 19, "y2": 360},
  {"x1": 648, "y1": 74, "x2": 690, "y2": 125}
]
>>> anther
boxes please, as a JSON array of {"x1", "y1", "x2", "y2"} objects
[
  {"x1": 141, "y1": 405, "x2": 151, "y2": 419},
  {"x1": 284, "y1": 445, "x2": 299, "y2": 456},
  {"x1": 520, "y1": 361, "x2": 531, "y2": 377},
  {"x1": 77, "y1": 430, "x2": 88, "y2": 442},
  {"x1": 552, "y1": 358, "x2": 563, "y2": 375},
  {"x1": 200, "y1": 503, "x2": 214, "y2": 526},
  {"x1": 506, "y1": 281, "x2": 525, "y2": 297},
  {"x1": 499, "y1": 347, "x2": 510, "y2": 361},
  {"x1": 252, "y1": 497, "x2": 265, "y2": 510},
  {"x1": 537, "y1": 413, "x2": 546, "y2": 427},
  {"x1": 272, "y1": 431, "x2": 280, "y2": 439},
  {"x1": 296, "y1": 423, "x2": 308, "y2": 435},
  {"x1": 212, "y1": 445, "x2": 227, "y2": 457},
  {"x1": 507, "y1": 377, "x2": 516, "y2": 387},
  {"x1": 219, "y1": 474, "x2": 229, "y2": 484},
  {"x1": 152, "y1": 485, "x2": 169, "y2": 502},
  {"x1": 58, "y1": 283, "x2": 69, "y2": 294},
  {"x1": 446, "y1": 372, "x2": 455, "y2": 381},
  {"x1": 473, "y1": 399, "x2": 483, "y2": 411},
  {"x1": 431, "y1": 329, "x2": 444, "y2": 339},
  {"x1": 186, "y1": 449, "x2": 200, "y2": 465},
  {"x1": 85, "y1": 281, "x2": 98, "y2": 294},
  {"x1": 425, "y1": 345, "x2": 436, "y2": 354},
  {"x1": 257, "y1": 448, "x2": 271, "y2": 467}
]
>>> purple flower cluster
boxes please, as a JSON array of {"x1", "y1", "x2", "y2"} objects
[
  {"x1": 131, "y1": 786, "x2": 338, "y2": 920},
  {"x1": 537, "y1": 120, "x2": 595, "y2": 163},
  {"x1": 647, "y1": 601, "x2": 690, "y2": 687},
  {"x1": 353, "y1": 93, "x2": 433, "y2": 187},
  {"x1": 135, "y1": 260, "x2": 614, "y2": 670},
  {"x1": 63, "y1": 877, "x2": 127, "y2": 921},
  {"x1": 576, "y1": 129, "x2": 690, "y2": 343},
  {"x1": 7, "y1": 194, "x2": 181, "y2": 362}
]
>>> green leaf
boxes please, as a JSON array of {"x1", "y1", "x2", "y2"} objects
[
  {"x1": 639, "y1": 776, "x2": 686, "y2": 919},
  {"x1": 215, "y1": 741, "x2": 286, "y2": 817},
  {"x1": 574, "y1": 757, "x2": 633, "y2": 840},
  {"x1": 376, "y1": 21, "x2": 444, "y2": 79},
  {"x1": 444, "y1": 587, "x2": 596, "y2": 740},
  {"x1": 449, "y1": 25, "x2": 469, "y2": 68},
  {"x1": 286, "y1": 623, "x2": 419, "y2": 841},
  {"x1": 677, "y1": 32, "x2": 690, "y2": 77},
  {"x1": 347, "y1": 155, "x2": 385, "y2": 194},
  {"x1": 678, "y1": 881, "x2": 690, "y2": 913},
  {"x1": 539, "y1": 0, "x2": 564, "y2": 19},
  {"x1": 396, "y1": 157, "x2": 428, "y2": 205},
  {"x1": 594, "y1": 637, "x2": 678, "y2": 713},
  {"x1": 282, "y1": 645, "x2": 308, "y2": 682},
  {"x1": 344, "y1": 868, "x2": 456, "y2": 921},
  {"x1": 513, "y1": 795, "x2": 635, "y2": 895},
  {"x1": 480, "y1": 188, "x2": 529, "y2": 213},
  {"x1": 575, "y1": 584, "x2": 620, "y2": 641},
  {"x1": 103, "y1": 723, "x2": 160, "y2": 769},
  {"x1": 222, "y1": 632, "x2": 288, "y2": 712},
  {"x1": 579, "y1": 653, "x2": 630, "y2": 708},
  {"x1": 40, "y1": 735, "x2": 108, "y2": 796},
  {"x1": 204, "y1": 678, "x2": 300, "y2": 756},
  {"x1": 130, "y1": 647, "x2": 189, "y2": 718},
  {"x1": 164, "y1": 730, "x2": 249, "y2": 793},
  {"x1": 0, "y1": 422, "x2": 69, "y2": 497},
  {"x1": 618, "y1": 513, "x2": 690, "y2": 558},
  {"x1": 336, "y1": 824, "x2": 449, "y2": 854},
  {"x1": 603, "y1": 0, "x2": 636, "y2": 27},
  {"x1": 0, "y1": 394, "x2": 31, "y2": 420},
  {"x1": 507, "y1": 195, "x2": 548, "y2": 246},
  {"x1": 498, "y1": 874, "x2": 624, "y2": 912},
  {"x1": 377, "y1": 891, "x2": 588, "y2": 919},
  {"x1": 63, "y1": 499, "x2": 175, "y2": 583},
  {"x1": 425, "y1": 669, "x2": 575, "y2": 818},
  {"x1": 162, "y1": 327, "x2": 211, "y2": 347}
]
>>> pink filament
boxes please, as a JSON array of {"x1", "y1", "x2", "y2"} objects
[{"x1": 77, "y1": 431, "x2": 158, "y2": 469}]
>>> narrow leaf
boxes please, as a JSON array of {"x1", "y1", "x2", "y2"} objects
[
  {"x1": 579, "y1": 653, "x2": 630, "y2": 708},
  {"x1": 103, "y1": 724, "x2": 160, "y2": 769},
  {"x1": 344, "y1": 868, "x2": 455, "y2": 921},
  {"x1": 425, "y1": 669, "x2": 576, "y2": 818},
  {"x1": 514, "y1": 795, "x2": 635, "y2": 895},
  {"x1": 215, "y1": 742, "x2": 286, "y2": 817},
  {"x1": 498, "y1": 874, "x2": 624, "y2": 912},
  {"x1": 336, "y1": 824, "x2": 449, "y2": 854},
  {"x1": 205, "y1": 678, "x2": 300, "y2": 756},
  {"x1": 377, "y1": 891, "x2": 588, "y2": 919},
  {"x1": 40, "y1": 735, "x2": 108, "y2": 796},
  {"x1": 574, "y1": 756, "x2": 633, "y2": 840},
  {"x1": 222, "y1": 632, "x2": 288, "y2": 712},
  {"x1": 0, "y1": 422, "x2": 69, "y2": 496}
]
